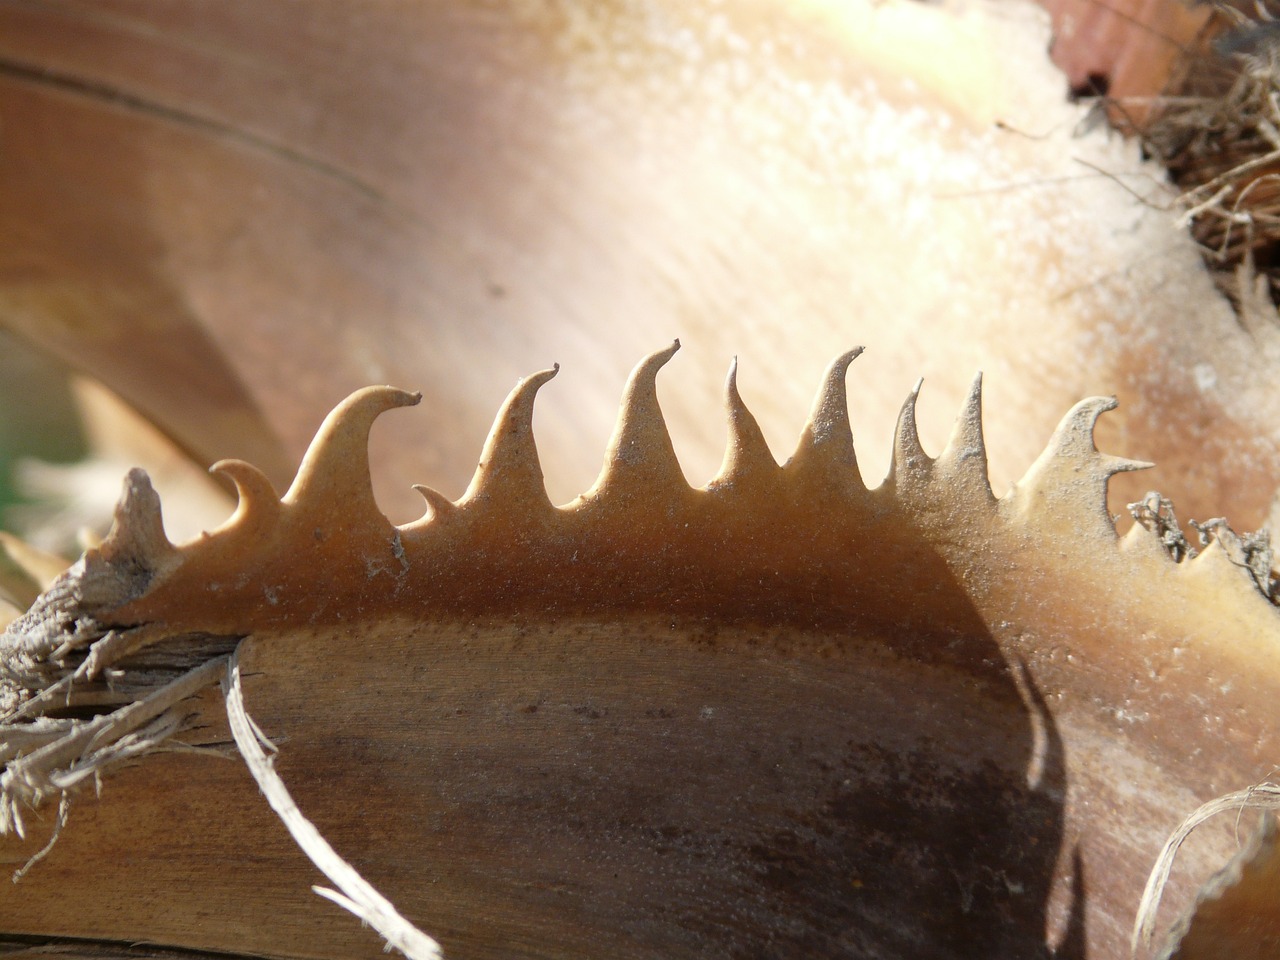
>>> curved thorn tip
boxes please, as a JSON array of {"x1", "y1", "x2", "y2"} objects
[
  {"x1": 892, "y1": 378, "x2": 929, "y2": 480},
  {"x1": 411, "y1": 484, "x2": 455, "y2": 521},
  {"x1": 790, "y1": 347, "x2": 864, "y2": 473},
  {"x1": 725, "y1": 357, "x2": 741, "y2": 402},
  {"x1": 809, "y1": 347, "x2": 864, "y2": 425},
  {"x1": 210, "y1": 459, "x2": 281, "y2": 531},
  {"x1": 461, "y1": 366, "x2": 559, "y2": 507},
  {"x1": 283, "y1": 385, "x2": 420, "y2": 511},
  {"x1": 1047, "y1": 396, "x2": 1121, "y2": 459},
  {"x1": 937, "y1": 372, "x2": 990, "y2": 492},
  {"x1": 211, "y1": 459, "x2": 280, "y2": 505},
  {"x1": 594, "y1": 342, "x2": 686, "y2": 494},
  {"x1": 620, "y1": 340, "x2": 680, "y2": 417},
  {"x1": 716, "y1": 356, "x2": 776, "y2": 483}
]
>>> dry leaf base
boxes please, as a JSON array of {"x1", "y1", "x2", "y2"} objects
[{"x1": 1, "y1": 350, "x2": 1278, "y2": 958}]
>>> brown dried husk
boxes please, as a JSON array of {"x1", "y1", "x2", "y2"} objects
[{"x1": 0, "y1": 348, "x2": 1277, "y2": 959}]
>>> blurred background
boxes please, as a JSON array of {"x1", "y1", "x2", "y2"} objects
[{"x1": 0, "y1": 0, "x2": 1276, "y2": 558}]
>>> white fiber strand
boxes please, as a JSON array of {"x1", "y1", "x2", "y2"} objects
[
  {"x1": 1132, "y1": 782, "x2": 1280, "y2": 955},
  {"x1": 222, "y1": 653, "x2": 443, "y2": 960}
]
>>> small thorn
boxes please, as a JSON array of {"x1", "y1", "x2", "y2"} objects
[
  {"x1": 937, "y1": 372, "x2": 992, "y2": 498},
  {"x1": 786, "y1": 347, "x2": 864, "y2": 482},
  {"x1": 1100, "y1": 455, "x2": 1154, "y2": 477},
  {"x1": 590, "y1": 342, "x2": 687, "y2": 497},
  {"x1": 282, "y1": 386, "x2": 420, "y2": 521},
  {"x1": 411, "y1": 484, "x2": 456, "y2": 521},
  {"x1": 210, "y1": 459, "x2": 281, "y2": 532},
  {"x1": 891, "y1": 378, "x2": 929, "y2": 482},
  {"x1": 714, "y1": 357, "x2": 777, "y2": 485},
  {"x1": 460, "y1": 366, "x2": 558, "y2": 510}
]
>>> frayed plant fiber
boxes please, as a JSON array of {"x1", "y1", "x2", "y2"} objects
[
  {"x1": 0, "y1": 654, "x2": 229, "y2": 838},
  {"x1": 222, "y1": 652, "x2": 444, "y2": 960},
  {"x1": 1132, "y1": 779, "x2": 1280, "y2": 955}
]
